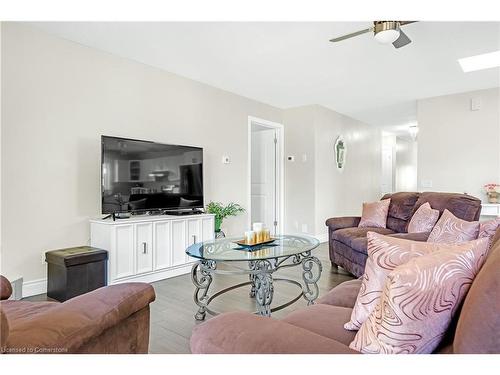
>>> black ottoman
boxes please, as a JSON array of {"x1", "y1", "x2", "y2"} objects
[{"x1": 45, "y1": 246, "x2": 108, "y2": 302}]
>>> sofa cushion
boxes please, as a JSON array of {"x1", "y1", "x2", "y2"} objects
[
  {"x1": 411, "y1": 192, "x2": 481, "y2": 222},
  {"x1": 427, "y1": 209, "x2": 480, "y2": 244},
  {"x1": 453, "y1": 232, "x2": 500, "y2": 353},
  {"x1": 190, "y1": 311, "x2": 359, "y2": 354},
  {"x1": 283, "y1": 304, "x2": 357, "y2": 346},
  {"x1": 382, "y1": 192, "x2": 420, "y2": 232},
  {"x1": 331, "y1": 227, "x2": 395, "y2": 254},
  {"x1": 350, "y1": 237, "x2": 489, "y2": 354},
  {"x1": 317, "y1": 278, "x2": 362, "y2": 308},
  {"x1": 387, "y1": 232, "x2": 430, "y2": 241}
]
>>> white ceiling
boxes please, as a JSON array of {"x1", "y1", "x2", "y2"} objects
[{"x1": 27, "y1": 22, "x2": 500, "y2": 129}]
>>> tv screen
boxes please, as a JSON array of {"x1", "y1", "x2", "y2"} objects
[{"x1": 101, "y1": 136, "x2": 203, "y2": 214}]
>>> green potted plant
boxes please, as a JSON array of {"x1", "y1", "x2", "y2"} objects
[{"x1": 205, "y1": 201, "x2": 245, "y2": 233}]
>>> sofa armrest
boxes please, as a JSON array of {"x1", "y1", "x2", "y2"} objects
[
  {"x1": 325, "y1": 217, "x2": 361, "y2": 231},
  {"x1": 1, "y1": 307, "x2": 9, "y2": 350},
  {"x1": 190, "y1": 311, "x2": 359, "y2": 354},
  {"x1": 0, "y1": 276, "x2": 13, "y2": 300},
  {"x1": 6, "y1": 283, "x2": 155, "y2": 353},
  {"x1": 387, "y1": 232, "x2": 430, "y2": 242}
]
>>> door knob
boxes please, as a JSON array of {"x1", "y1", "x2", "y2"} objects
[{"x1": 142, "y1": 242, "x2": 147, "y2": 254}]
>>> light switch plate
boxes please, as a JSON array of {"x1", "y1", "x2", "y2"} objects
[
  {"x1": 471, "y1": 97, "x2": 481, "y2": 111},
  {"x1": 421, "y1": 179, "x2": 433, "y2": 188},
  {"x1": 222, "y1": 156, "x2": 230, "y2": 164}
]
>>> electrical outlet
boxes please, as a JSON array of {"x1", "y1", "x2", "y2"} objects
[{"x1": 222, "y1": 156, "x2": 230, "y2": 164}]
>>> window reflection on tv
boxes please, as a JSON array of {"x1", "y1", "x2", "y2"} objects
[{"x1": 101, "y1": 136, "x2": 203, "y2": 214}]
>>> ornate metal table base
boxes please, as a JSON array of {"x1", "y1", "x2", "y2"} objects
[{"x1": 191, "y1": 251, "x2": 322, "y2": 321}]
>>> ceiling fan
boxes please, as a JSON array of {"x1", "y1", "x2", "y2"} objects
[{"x1": 329, "y1": 21, "x2": 417, "y2": 48}]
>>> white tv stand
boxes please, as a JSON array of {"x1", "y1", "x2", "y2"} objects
[{"x1": 90, "y1": 213, "x2": 215, "y2": 285}]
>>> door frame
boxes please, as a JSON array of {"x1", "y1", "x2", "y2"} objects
[{"x1": 247, "y1": 116, "x2": 284, "y2": 235}]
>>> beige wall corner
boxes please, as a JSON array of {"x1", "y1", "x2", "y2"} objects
[{"x1": 417, "y1": 87, "x2": 500, "y2": 201}]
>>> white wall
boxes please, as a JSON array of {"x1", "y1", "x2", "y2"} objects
[
  {"x1": 1, "y1": 23, "x2": 283, "y2": 284},
  {"x1": 314, "y1": 105, "x2": 381, "y2": 239},
  {"x1": 395, "y1": 137, "x2": 417, "y2": 192},
  {"x1": 380, "y1": 132, "x2": 397, "y2": 194},
  {"x1": 283, "y1": 106, "x2": 316, "y2": 236},
  {"x1": 283, "y1": 105, "x2": 381, "y2": 239},
  {"x1": 417, "y1": 88, "x2": 500, "y2": 201}
]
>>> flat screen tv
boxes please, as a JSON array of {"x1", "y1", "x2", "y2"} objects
[{"x1": 101, "y1": 136, "x2": 203, "y2": 214}]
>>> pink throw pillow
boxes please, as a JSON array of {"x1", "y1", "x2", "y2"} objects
[
  {"x1": 344, "y1": 232, "x2": 444, "y2": 330},
  {"x1": 407, "y1": 202, "x2": 440, "y2": 233},
  {"x1": 350, "y1": 237, "x2": 489, "y2": 354},
  {"x1": 427, "y1": 209, "x2": 479, "y2": 244},
  {"x1": 478, "y1": 217, "x2": 500, "y2": 238},
  {"x1": 358, "y1": 199, "x2": 391, "y2": 228}
]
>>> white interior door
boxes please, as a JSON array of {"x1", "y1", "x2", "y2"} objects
[
  {"x1": 381, "y1": 145, "x2": 394, "y2": 195},
  {"x1": 251, "y1": 125, "x2": 278, "y2": 234}
]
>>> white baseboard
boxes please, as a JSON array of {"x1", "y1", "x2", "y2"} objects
[
  {"x1": 20, "y1": 264, "x2": 194, "y2": 298},
  {"x1": 110, "y1": 264, "x2": 193, "y2": 285},
  {"x1": 23, "y1": 278, "x2": 47, "y2": 298},
  {"x1": 315, "y1": 233, "x2": 329, "y2": 243}
]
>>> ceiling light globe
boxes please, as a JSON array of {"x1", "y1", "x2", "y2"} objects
[{"x1": 374, "y1": 29, "x2": 400, "y2": 44}]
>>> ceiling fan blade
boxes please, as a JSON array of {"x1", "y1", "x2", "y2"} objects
[
  {"x1": 399, "y1": 21, "x2": 418, "y2": 26},
  {"x1": 392, "y1": 29, "x2": 412, "y2": 48},
  {"x1": 329, "y1": 27, "x2": 373, "y2": 42}
]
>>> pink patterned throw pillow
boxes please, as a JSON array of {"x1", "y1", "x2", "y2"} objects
[
  {"x1": 478, "y1": 218, "x2": 500, "y2": 247},
  {"x1": 344, "y1": 232, "x2": 444, "y2": 331},
  {"x1": 350, "y1": 237, "x2": 489, "y2": 354},
  {"x1": 427, "y1": 209, "x2": 479, "y2": 244},
  {"x1": 407, "y1": 202, "x2": 440, "y2": 233},
  {"x1": 358, "y1": 199, "x2": 391, "y2": 228}
]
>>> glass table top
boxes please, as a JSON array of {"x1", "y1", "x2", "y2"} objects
[{"x1": 185, "y1": 235, "x2": 320, "y2": 261}]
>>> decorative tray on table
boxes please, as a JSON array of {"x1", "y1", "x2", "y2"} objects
[{"x1": 233, "y1": 238, "x2": 277, "y2": 249}]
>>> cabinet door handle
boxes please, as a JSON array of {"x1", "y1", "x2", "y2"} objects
[
  {"x1": 142, "y1": 242, "x2": 147, "y2": 254},
  {"x1": 192, "y1": 235, "x2": 197, "y2": 244}
]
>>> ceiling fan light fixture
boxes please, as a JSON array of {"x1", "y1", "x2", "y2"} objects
[
  {"x1": 408, "y1": 125, "x2": 419, "y2": 140},
  {"x1": 374, "y1": 28, "x2": 400, "y2": 44},
  {"x1": 373, "y1": 21, "x2": 401, "y2": 44}
]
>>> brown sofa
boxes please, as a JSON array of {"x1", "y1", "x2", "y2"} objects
[
  {"x1": 190, "y1": 230, "x2": 500, "y2": 354},
  {"x1": 0, "y1": 276, "x2": 155, "y2": 354},
  {"x1": 327, "y1": 192, "x2": 482, "y2": 277}
]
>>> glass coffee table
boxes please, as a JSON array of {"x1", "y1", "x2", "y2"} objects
[{"x1": 186, "y1": 234, "x2": 322, "y2": 321}]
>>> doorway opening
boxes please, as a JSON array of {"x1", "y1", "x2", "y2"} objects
[{"x1": 248, "y1": 116, "x2": 284, "y2": 236}]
